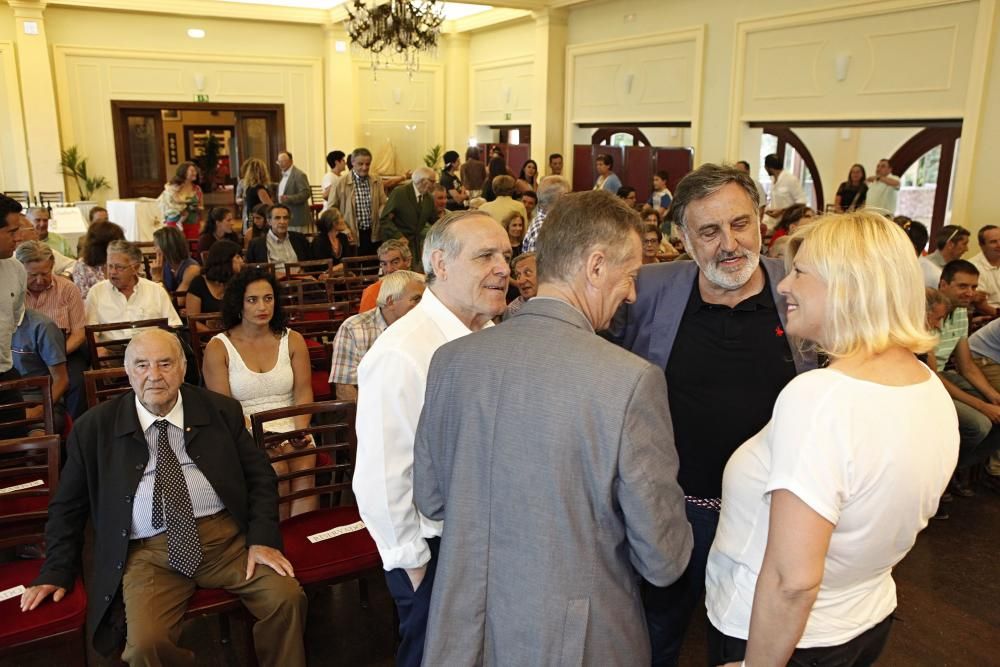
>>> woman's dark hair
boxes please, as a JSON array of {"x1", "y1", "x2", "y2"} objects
[
  {"x1": 170, "y1": 161, "x2": 199, "y2": 186},
  {"x1": 847, "y1": 163, "x2": 867, "y2": 185},
  {"x1": 465, "y1": 146, "x2": 481, "y2": 161},
  {"x1": 82, "y1": 221, "x2": 126, "y2": 267},
  {"x1": 203, "y1": 207, "x2": 231, "y2": 238},
  {"x1": 326, "y1": 150, "x2": 345, "y2": 169},
  {"x1": 487, "y1": 156, "x2": 507, "y2": 177},
  {"x1": 250, "y1": 203, "x2": 270, "y2": 239},
  {"x1": 204, "y1": 240, "x2": 242, "y2": 283},
  {"x1": 642, "y1": 222, "x2": 663, "y2": 242},
  {"x1": 519, "y1": 159, "x2": 538, "y2": 184},
  {"x1": 221, "y1": 267, "x2": 286, "y2": 334},
  {"x1": 153, "y1": 225, "x2": 191, "y2": 265},
  {"x1": 617, "y1": 186, "x2": 636, "y2": 199},
  {"x1": 775, "y1": 203, "x2": 813, "y2": 232},
  {"x1": 596, "y1": 153, "x2": 614, "y2": 169},
  {"x1": 443, "y1": 150, "x2": 460, "y2": 170},
  {"x1": 895, "y1": 216, "x2": 929, "y2": 257}
]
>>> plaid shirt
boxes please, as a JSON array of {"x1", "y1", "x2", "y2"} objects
[
  {"x1": 520, "y1": 207, "x2": 548, "y2": 253},
  {"x1": 353, "y1": 171, "x2": 373, "y2": 231},
  {"x1": 329, "y1": 307, "x2": 387, "y2": 385}
]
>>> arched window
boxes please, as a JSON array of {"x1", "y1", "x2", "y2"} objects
[
  {"x1": 888, "y1": 127, "x2": 961, "y2": 238},
  {"x1": 760, "y1": 126, "x2": 825, "y2": 212}
]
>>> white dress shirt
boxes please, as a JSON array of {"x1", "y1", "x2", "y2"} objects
[
  {"x1": 278, "y1": 168, "x2": 291, "y2": 199},
  {"x1": 970, "y1": 253, "x2": 1000, "y2": 308},
  {"x1": 769, "y1": 170, "x2": 807, "y2": 210},
  {"x1": 353, "y1": 288, "x2": 492, "y2": 571},
  {"x1": 85, "y1": 276, "x2": 183, "y2": 340},
  {"x1": 866, "y1": 176, "x2": 900, "y2": 214}
]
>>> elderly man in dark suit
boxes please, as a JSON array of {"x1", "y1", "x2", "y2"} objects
[
  {"x1": 379, "y1": 166, "x2": 438, "y2": 264},
  {"x1": 20, "y1": 328, "x2": 306, "y2": 666},
  {"x1": 413, "y1": 190, "x2": 693, "y2": 666},
  {"x1": 609, "y1": 163, "x2": 817, "y2": 666},
  {"x1": 275, "y1": 150, "x2": 312, "y2": 230}
]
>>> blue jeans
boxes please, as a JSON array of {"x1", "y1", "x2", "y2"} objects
[
  {"x1": 643, "y1": 501, "x2": 720, "y2": 667},
  {"x1": 384, "y1": 537, "x2": 440, "y2": 667}
]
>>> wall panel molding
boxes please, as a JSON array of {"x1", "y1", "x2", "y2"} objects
[{"x1": 0, "y1": 41, "x2": 31, "y2": 192}]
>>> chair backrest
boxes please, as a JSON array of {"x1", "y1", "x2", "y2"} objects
[
  {"x1": 279, "y1": 278, "x2": 330, "y2": 307},
  {"x1": 83, "y1": 367, "x2": 131, "y2": 409},
  {"x1": 85, "y1": 318, "x2": 171, "y2": 369},
  {"x1": 170, "y1": 290, "x2": 188, "y2": 317},
  {"x1": 3, "y1": 190, "x2": 30, "y2": 208},
  {"x1": 0, "y1": 435, "x2": 61, "y2": 547},
  {"x1": 187, "y1": 312, "x2": 226, "y2": 371},
  {"x1": 250, "y1": 400, "x2": 359, "y2": 511},
  {"x1": 282, "y1": 258, "x2": 332, "y2": 280},
  {"x1": 325, "y1": 276, "x2": 368, "y2": 314},
  {"x1": 135, "y1": 241, "x2": 157, "y2": 280},
  {"x1": 342, "y1": 255, "x2": 381, "y2": 279},
  {"x1": 188, "y1": 239, "x2": 201, "y2": 260},
  {"x1": 0, "y1": 375, "x2": 54, "y2": 436},
  {"x1": 245, "y1": 262, "x2": 276, "y2": 276},
  {"x1": 310, "y1": 185, "x2": 325, "y2": 206},
  {"x1": 286, "y1": 302, "x2": 351, "y2": 355},
  {"x1": 38, "y1": 191, "x2": 65, "y2": 206}
]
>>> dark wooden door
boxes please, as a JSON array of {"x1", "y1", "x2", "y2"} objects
[
  {"x1": 654, "y1": 148, "x2": 695, "y2": 194},
  {"x1": 111, "y1": 106, "x2": 166, "y2": 198},
  {"x1": 235, "y1": 111, "x2": 285, "y2": 182},
  {"x1": 624, "y1": 146, "x2": 653, "y2": 203}
]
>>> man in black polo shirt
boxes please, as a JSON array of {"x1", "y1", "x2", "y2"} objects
[{"x1": 609, "y1": 163, "x2": 816, "y2": 666}]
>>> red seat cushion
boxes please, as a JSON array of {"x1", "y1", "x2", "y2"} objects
[
  {"x1": 0, "y1": 493, "x2": 48, "y2": 518},
  {"x1": 0, "y1": 559, "x2": 86, "y2": 647},
  {"x1": 311, "y1": 370, "x2": 332, "y2": 400},
  {"x1": 281, "y1": 506, "x2": 381, "y2": 586}
]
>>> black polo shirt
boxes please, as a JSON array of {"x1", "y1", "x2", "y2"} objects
[{"x1": 665, "y1": 272, "x2": 797, "y2": 498}]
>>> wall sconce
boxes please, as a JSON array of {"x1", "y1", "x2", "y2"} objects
[
  {"x1": 840, "y1": 128, "x2": 852, "y2": 141},
  {"x1": 335, "y1": 40, "x2": 347, "y2": 53},
  {"x1": 392, "y1": 88, "x2": 402, "y2": 105},
  {"x1": 834, "y1": 53, "x2": 851, "y2": 82},
  {"x1": 193, "y1": 73, "x2": 206, "y2": 91},
  {"x1": 624, "y1": 73, "x2": 635, "y2": 95},
  {"x1": 502, "y1": 85, "x2": 512, "y2": 105}
]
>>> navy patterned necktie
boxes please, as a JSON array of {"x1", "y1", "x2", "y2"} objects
[{"x1": 151, "y1": 420, "x2": 203, "y2": 577}]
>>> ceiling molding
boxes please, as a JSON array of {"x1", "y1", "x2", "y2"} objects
[
  {"x1": 446, "y1": 7, "x2": 532, "y2": 33},
  {"x1": 43, "y1": 0, "x2": 331, "y2": 24}
]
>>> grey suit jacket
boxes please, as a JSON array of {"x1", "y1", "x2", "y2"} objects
[
  {"x1": 414, "y1": 298, "x2": 693, "y2": 667},
  {"x1": 280, "y1": 165, "x2": 311, "y2": 229},
  {"x1": 608, "y1": 257, "x2": 817, "y2": 374}
]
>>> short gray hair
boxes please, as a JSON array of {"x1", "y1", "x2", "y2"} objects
[
  {"x1": 25, "y1": 207, "x2": 49, "y2": 221},
  {"x1": 668, "y1": 163, "x2": 760, "y2": 229},
  {"x1": 15, "y1": 240, "x2": 55, "y2": 266},
  {"x1": 107, "y1": 239, "x2": 143, "y2": 265},
  {"x1": 124, "y1": 328, "x2": 186, "y2": 370},
  {"x1": 351, "y1": 147, "x2": 372, "y2": 161},
  {"x1": 412, "y1": 167, "x2": 436, "y2": 185},
  {"x1": 422, "y1": 210, "x2": 492, "y2": 284},
  {"x1": 511, "y1": 252, "x2": 535, "y2": 279},
  {"x1": 378, "y1": 238, "x2": 412, "y2": 263},
  {"x1": 377, "y1": 270, "x2": 425, "y2": 308},
  {"x1": 536, "y1": 176, "x2": 570, "y2": 209}
]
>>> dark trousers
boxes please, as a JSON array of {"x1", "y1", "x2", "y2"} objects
[
  {"x1": 358, "y1": 228, "x2": 381, "y2": 257},
  {"x1": 643, "y1": 501, "x2": 720, "y2": 667},
  {"x1": 65, "y1": 345, "x2": 89, "y2": 419},
  {"x1": 707, "y1": 614, "x2": 893, "y2": 666},
  {"x1": 384, "y1": 537, "x2": 440, "y2": 667}
]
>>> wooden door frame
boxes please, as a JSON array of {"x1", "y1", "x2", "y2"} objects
[
  {"x1": 110, "y1": 106, "x2": 165, "y2": 199},
  {"x1": 761, "y1": 126, "x2": 825, "y2": 212},
  {"x1": 111, "y1": 101, "x2": 286, "y2": 197},
  {"x1": 888, "y1": 127, "x2": 962, "y2": 237}
]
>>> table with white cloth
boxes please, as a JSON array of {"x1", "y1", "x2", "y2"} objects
[
  {"x1": 48, "y1": 205, "x2": 88, "y2": 250},
  {"x1": 105, "y1": 198, "x2": 162, "y2": 242}
]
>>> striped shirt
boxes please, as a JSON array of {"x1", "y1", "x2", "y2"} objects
[
  {"x1": 935, "y1": 306, "x2": 968, "y2": 369},
  {"x1": 329, "y1": 307, "x2": 387, "y2": 385},
  {"x1": 352, "y1": 171, "x2": 373, "y2": 231},
  {"x1": 131, "y1": 393, "x2": 226, "y2": 539},
  {"x1": 25, "y1": 274, "x2": 85, "y2": 333}
]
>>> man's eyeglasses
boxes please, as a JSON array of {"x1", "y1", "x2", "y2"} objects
[{"x1": 107, "y1": 263, "x2": 136, "y2": 272}]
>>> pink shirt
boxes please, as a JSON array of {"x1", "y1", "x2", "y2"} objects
[{"x1": 26, "y1": 274, "x2": 86, "y2": 333}]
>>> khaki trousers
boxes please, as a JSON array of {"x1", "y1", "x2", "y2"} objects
[
  {"x1": 121, "y1": 511, "x2": 307, "y2": 667},
  {"x1": 972, "y1": 357, "x2": 1000, "y2": 475}
]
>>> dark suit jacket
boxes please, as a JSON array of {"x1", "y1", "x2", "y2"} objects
[
  {"x1": 245, "y1": 231, "x2": 312, "y2": 265},
  {"x1": 378, "y1": 180, "x2": 435, "y2": 263},
  {"x1": 608, "y1": 256, "x2": 817, "y2": 374},
  {"x1": 33, "y1": 385, "x2": 280, "y2": 655}
]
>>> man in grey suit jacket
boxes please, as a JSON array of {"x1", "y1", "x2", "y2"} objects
[
  {"x1": 276, "y1": 150, "x2": 312, "y2": 230},
  {"x1": 414, "y1": 190, "x2": 692, "y2": 666},
  {"x1": 608, "y1": 163, "x2": 817, "y2": 667}
]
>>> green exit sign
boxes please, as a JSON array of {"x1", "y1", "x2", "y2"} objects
[
  {"x1": 194, "y1": 94, "x2": 209, "y2": 103},
  {"x1": 504, "y1": 112, "x2": 511, "y2": 121}
]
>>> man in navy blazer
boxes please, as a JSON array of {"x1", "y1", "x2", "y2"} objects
[{"x1": 609, "y1": 163, "x2": 817, "y2": 667}]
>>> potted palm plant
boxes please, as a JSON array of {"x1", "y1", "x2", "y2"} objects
[{"x1": 59, "y1": 146, "x2": 111, "y2": 201}]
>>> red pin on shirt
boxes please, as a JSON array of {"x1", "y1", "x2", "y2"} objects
[{"x1": 775, "y1": 325, "x2": 785, "y2": 337}]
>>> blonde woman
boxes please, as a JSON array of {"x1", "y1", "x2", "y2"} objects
[
  {"x1": 241, "y1": 158, "x2": 273, "y2": 234},
  {"x1": 500, "y1": 210, "x2": 525, "y2": 257},
  {"x1": 707, "y1": 212, "x2": 959, "y2": 666}
]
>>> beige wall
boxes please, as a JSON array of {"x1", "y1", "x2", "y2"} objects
[
  {"x1": 962, "y1": 0, "x2": 1000, "y2": 241},
  {"x1": 0, "y1": 4, "x2": 13, "y2": 39}
]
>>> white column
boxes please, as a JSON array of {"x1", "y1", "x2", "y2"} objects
[
  {"x1": 324, "y1": 23, "x2": 358, "y2": 154},
  {"x1": 530, "y1": 9, "x2": 568, "y2": 168},
  {"x1": 443, "y1": 32, "x2": 471, "y2": 154}
]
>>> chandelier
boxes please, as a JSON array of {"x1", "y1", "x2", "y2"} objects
[{"x1": 346, "y1": 0, "x2": 445, "y2": 79}]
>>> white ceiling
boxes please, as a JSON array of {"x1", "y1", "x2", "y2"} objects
[{"x1": 217, "y1": 0, "x2": 494, "y2": 21}]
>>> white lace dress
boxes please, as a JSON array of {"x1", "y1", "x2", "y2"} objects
[{"x1": 214, "y1": 330, "x2": 297, "y2": 433}]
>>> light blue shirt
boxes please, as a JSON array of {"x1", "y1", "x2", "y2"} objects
[
  {"x1": 131, "y1": 393, "x2": 226, "y2": 539},
  {"x1": 969, "y1": 317, "x2": 1000, "y2": 364}
]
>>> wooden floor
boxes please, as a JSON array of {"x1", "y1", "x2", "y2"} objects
[{"x1": 5, "y1": 483, "x2": 998, "y2": 667}]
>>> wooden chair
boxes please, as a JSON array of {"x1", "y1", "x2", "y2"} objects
[
  {"x1": 249, "y1": 401, "x2": 381, "y2": 589},
  {"x1": 85, "y1": 318, "x2": 171, "y2": 369},
  {"x1": 245, "y1": 262, "x2": 276, "y2": 276},
  {"x1": 37, "y1": 191, "x2": 65, "y2": 207},
  {"x1": 0, "y1": 376, "x2": 55, "y2": 436},
  {"x1": 188, "y1": 238, "x2": 201, "y2": 261},
  {"x1": 3, "y1": 190, "x2": 31, "y2": 208},
  {"x1": 286, "y1": 302, "x2": 351, "y2": 401},
  {"x1": 342, "y1": 255, "x2": 381, "y2": 279},
  {"x1": 282, "y1": 258, "x2": 332, "y2": 280},
  {"x1": 136, "y1": 241, "x2": 158, "y2": 281},
  {"x1": 279, "y1": 279, "x2": 330, "y2": 308},
  {"x1": 170, "y1": 290, "x2": 188, "y2": 318},
  {"x1": 0, "y1": 435, "x2": 87, "y2": 666},
  {"x1": 82, "y1": 367, "x2": 131, "y2": 409},
  {"x1": 325, "y1": 276, "x2": 369, "y2": 314},
  {"x1": 187, "y1": 312, "x2": 226, "y2": 372}
]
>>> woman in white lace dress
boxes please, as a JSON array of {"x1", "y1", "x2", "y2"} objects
[{"x1": 203, "y1": 268, "x2": 317, "y2": 518}]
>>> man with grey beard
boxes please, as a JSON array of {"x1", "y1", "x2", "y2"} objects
[{"x1": 608, "y1": 163, "x2": 817, "y2": 667}]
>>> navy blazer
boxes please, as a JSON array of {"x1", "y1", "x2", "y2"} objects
[
  {"x1": 609, "y1": 257, "x2": 817, "y2": 374},
  {"x1": 33, "y1": 385, "x2": 280, "y2": 655}
]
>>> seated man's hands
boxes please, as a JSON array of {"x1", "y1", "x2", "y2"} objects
[
  {"x1": 246, "y1": 544, "x2": 295, "y2": 580},
  {"x1": 20, "y1": 584, "x2": 66, "y2": 612}
]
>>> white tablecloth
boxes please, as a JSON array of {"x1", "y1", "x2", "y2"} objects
[
  {"x1": 48, "y1": 205, "x2": 88, "y2": 248},
  {"x1": 106, "y1": 199, "x2": 162, "y2": 242}
]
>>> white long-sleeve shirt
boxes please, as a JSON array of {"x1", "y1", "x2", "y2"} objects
[
  {"x1": 769, "y1": 170, "x2": 807, "y2": 210},
  {"x1": 353, "y1": 288, "x2": 490, "y2": 571}
]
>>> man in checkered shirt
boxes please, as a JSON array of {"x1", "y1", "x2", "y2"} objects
[
  {"x1": 327, "y1": 147, "x2": 388, "y2": 256},
  {"x1": 329, "y1": 270, "x2": 425, "y2": 400}
]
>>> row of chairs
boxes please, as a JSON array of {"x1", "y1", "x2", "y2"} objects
[{"x1": 3, "y1": 191, "x2": 65, "y2": 209}]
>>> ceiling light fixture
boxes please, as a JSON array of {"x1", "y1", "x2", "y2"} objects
[
  {"x1": 187, "y1": 28, "x2": 206, "y2": 39},
  {"x1": 346, "y1": 0, "x2": 444, "y2": 79}
]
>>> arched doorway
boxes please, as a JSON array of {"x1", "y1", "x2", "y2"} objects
[
  {"x1": 888, "y1": 126, "x2": 961, "y2": 238},
  {"x1": 761, "y1": 126, "x2": 825, "y2": 212}
]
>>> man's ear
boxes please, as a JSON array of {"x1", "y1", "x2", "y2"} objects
[
  {"x1": 584, "y1": 249, "x2": 607, "y2": 289},
  {"x1": 430, "y1": 249, "x2": 447, "y2": 282}
]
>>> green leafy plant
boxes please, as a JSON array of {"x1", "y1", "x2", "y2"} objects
[
  {"x1": 59, "y1": 146, "x2": 111, "y2": 200},
  {"x1": 423, "y1": 144, "x2": 443, "y2": 170}
]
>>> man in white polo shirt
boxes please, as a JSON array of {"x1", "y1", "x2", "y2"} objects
[
  {"x1": 969, "y1": 225, "x2": 1000, "y2": 317},
  {"x1": 866, "y1": 158, "x2": 901, "y2": 215}
]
